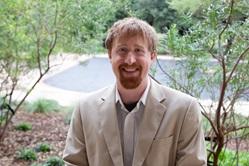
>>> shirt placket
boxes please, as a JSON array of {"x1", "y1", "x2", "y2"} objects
[{"x1": 123, "y1": 111, "x2": 135, "y2": 166}]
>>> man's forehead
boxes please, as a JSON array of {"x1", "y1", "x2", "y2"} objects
[{"x1": 114, "y1": 33, "x2": 146, "y2": 43}]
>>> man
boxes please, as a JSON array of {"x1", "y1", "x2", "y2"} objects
[{"x1": 63, "y1": 17, "x2": 207, "y2": 166}]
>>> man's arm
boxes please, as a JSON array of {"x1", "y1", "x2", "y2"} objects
[
  {"x1": 176, "y1": 99, "x2": 207, "y2": 166},
  {"x1": 63, "y1": 103, "x2": 89, "y2": 166}
]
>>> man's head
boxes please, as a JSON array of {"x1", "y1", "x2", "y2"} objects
[
  {"x1": 105, "y1": 17, "x2": 158, "y2": 90},
  {"x1": 105, "y1": 17, "x2": 158, "y2": 52}
]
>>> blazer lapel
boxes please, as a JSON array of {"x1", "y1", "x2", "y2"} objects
[
  {"x1": 133, "y1": 80, "x2": 167, "y2": 166},
  {"x1": 99, "y1": 86, "x2": 124, "y2": 166}
]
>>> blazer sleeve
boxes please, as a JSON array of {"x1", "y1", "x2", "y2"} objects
[
  {"x1": 63, "y1": 102, "x2": 89, "y2": 166},
  {"x1": 176, "y1": 99, "x2": 207, "y2": 166}
]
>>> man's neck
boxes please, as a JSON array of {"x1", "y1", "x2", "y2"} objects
[{"x1": 117, "y1": 77, "x2": 148, "y2": 104}]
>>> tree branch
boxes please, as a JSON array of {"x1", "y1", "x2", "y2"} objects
[
  {"x1": 216, "y1": 0, "x2": 235, "y2": 134},
  {"x1": 225, "y1": 45, "x2": 249, "y2": 84},
  {"x1": 225, "y1": 125, "x2": 249, "y2": 135}
]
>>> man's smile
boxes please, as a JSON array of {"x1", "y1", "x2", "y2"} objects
[{"x1": 120, "y1": 65, "x2": 141, "y2": 77}]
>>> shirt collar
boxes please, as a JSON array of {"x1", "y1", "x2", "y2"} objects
[{"x1": 115, "y1": 77, "x2": 151, "y2": 106}]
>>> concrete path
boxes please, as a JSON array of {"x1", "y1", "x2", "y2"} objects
[{"x1": 14, "y1": 53, "x2": 249, "y2": 116}]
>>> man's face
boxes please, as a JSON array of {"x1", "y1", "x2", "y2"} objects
[{"x1": 108, "y1": 35, "x2": 156, "y2": 89}]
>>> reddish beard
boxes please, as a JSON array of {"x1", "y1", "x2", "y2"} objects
[{"x1": 118, "y1": 63, "x2": 142, "y2": 89}]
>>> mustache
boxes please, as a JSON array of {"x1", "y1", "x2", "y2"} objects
[{"x1": 118, "y1": 63, "x2": 142, "y2": 69}]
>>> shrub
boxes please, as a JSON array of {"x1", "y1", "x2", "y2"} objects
[
  {"x1": 15, "y1": 122, "x2": 32, "y2": 131},
  {"x1": 16, "y1": 148, "x2": 37, "y2": 161},
  {"x1": 157, "y1": 33, "x2": 169, "y2": 55},
  {"x1": 26, "y1": 99, "x2": 61, "y2": 113},
  {"x1": 0, "y1": 97, "x2": 9, "y2": 127},
  {"x1": 218, "y1": 149, "x2": 249, "y2": 166},
  {"x1": 35, "y1": 142, "x2": 52, "y2": 152},
  {"x1": 44, "y1": 156, "x2": 64, "y2": 166},
  {"x1": 0, "y1": 115, "x2": 6, "y2": 127}
]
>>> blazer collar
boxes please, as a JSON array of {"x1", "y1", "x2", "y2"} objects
[
  {"x1": 100, "y1": 79, "x2": 167, "y2": 166},
  {"x1": 100, "y1": 85, "x2": 124, "y2": 166},
  {"x1": 132, "y1": 79, "x2": 167, "y2": 166}
]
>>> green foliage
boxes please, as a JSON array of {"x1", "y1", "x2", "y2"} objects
[
  {"x1": 206, "y1": 142, "x2": 249, "y2": 165},
  {"x1": 0, "y1": 97, "x2": 7, "y2": 127},
  {"x1": 166, "y1": 0, "x2": 249, "y2": 100},
  {"x1": 0, "y1": 116, "x2": 6, "y2": 127},
  {"x1": 0, "y1": 0, "x2": 58, "y2": 68},
  {"x1": 26, "y1": 99, "x2": 61, "y2": 113},
  {"x1": 0, "y1": 110, "x2": 7, "y2": 127},
  {"x1": 104, "y1": 0, "x2": 136, "y2": 34},
  {"x1": 44, "y1": 156, "x2": 64, "y2": 166},
  {"x1": 35, "y1": 142, "x2": 52, "y2": 153},
  {"x1": 59, "y1": 0, "x2": 116, "y2": 53},
  {"x1": 166, "y1": 24, "x2": 186, "y2": 56},
  {"x1": 17, "y1": 148, "x2": 37, "y2": 161},
  {"x1": 15, "y1": 122, "x2": 32, "y2": 131},
  {"x1": 169, "y1": 0, "x2": 211, "y2": 14},
  {"x1": 218, "y1": 149, "x2": 249, "y2": 166},
  {"x1": 157, "y1": 33, "x2": 169, "y2": 55},
  {"x1": 166, "y1": 0, "x2": 249, "y2": 164},
  {"x1": 131, "y1": 0, "x2": 177, "y2": 32},
  {"x1": 203, "y1": 113, "x2": 249, "y2": 138},
  {"x1": 225, "y1": 113, "x2": 249, "y2": 141},
  {"x1": 0, "y1": 0, "x2": 61, "y2": 139}
]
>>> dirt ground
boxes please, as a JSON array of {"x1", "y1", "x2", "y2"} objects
[
  {"x1": 0, "y1": 110, "x2": 69, "y2": 166},
  {"x1": 0, "y1": 109, "x2": 249, "y2": 166}
]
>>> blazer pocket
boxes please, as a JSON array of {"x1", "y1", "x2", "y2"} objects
[
  {"x1": 145, "y1": 136, "x2": 174, "y2": 166},
  {"x1": 153, "y1": 135, "x2": 174, "y2": 143}
]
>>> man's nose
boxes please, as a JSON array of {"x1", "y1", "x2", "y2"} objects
[{"x1": 125, "y1": 52, "x2": 136, "y2": 65}]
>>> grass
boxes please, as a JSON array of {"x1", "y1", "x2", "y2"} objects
[
  {"x1": 16, "y1": 146, "x2": 63, "y2": 165},
  {"x1": 206, "y1": 142, "x2": 249, "y2": 165},
  {"x1": 203, "y1": 113, "x2": 249, "y2": 165},
  {"x1": 30, "y1": 156, "x2": 64, "y2": 166},
  {"x1": 0, "y1": 115, "x2": 6, "y2": 127},
  {"x1": 35, "y1": 142, "x2": 52, "y2": 153},
  {"x1": 16, "y1": 148, "x2": 37, "y2": 161},
  {"x1": 218, "y1": 149, "x2": 249, "y2": 166},
  {"x1": 15, "y1": 122, "x2": 32, "y2": 131},
  {"x1": 26, "y1": 98, "x2": 61, "y2": 113},
  {"x1": 44, "y1": 156, "x2": 64, "y2": 166}
]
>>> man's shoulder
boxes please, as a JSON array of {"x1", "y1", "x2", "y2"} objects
[
  {"x1": 151, "y1": 80, "x2": 195, "y2": 102},
  {"x1": 163, "y1": 85, "x2": 194, "y2": 100},
  {"x1": 152, "y1": 82, "x2": 201, "y2": 117},
  {"x1": 79, "y1": 85, "x2": 113, "y2": 102}
]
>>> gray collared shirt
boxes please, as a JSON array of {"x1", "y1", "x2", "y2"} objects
[{"x1": 115, "y1": 78, "x2": 150, "y2": 166}]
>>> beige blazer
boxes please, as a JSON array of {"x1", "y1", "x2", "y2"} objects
[{"x1": 63, "y1": 79, "x2": 207, "y2": 166}]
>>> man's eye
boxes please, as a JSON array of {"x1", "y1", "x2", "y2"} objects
[
  {"x1": 135, "y1": 48, "x2": 141, "y2": 52},
  {"x1": 135, "y1": 48, "x2": 144, "y2": 53},
  {"x1": 118, "y1": 48, "x2": 128, "y2": 53}
]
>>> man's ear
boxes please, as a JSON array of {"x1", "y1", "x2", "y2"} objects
[
  {"x1": 151, "y1": 51, "x2": 157, "y2": 61},
  {"x1": 108, "y1": 49, "x2": 112, "y2": 59}
]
